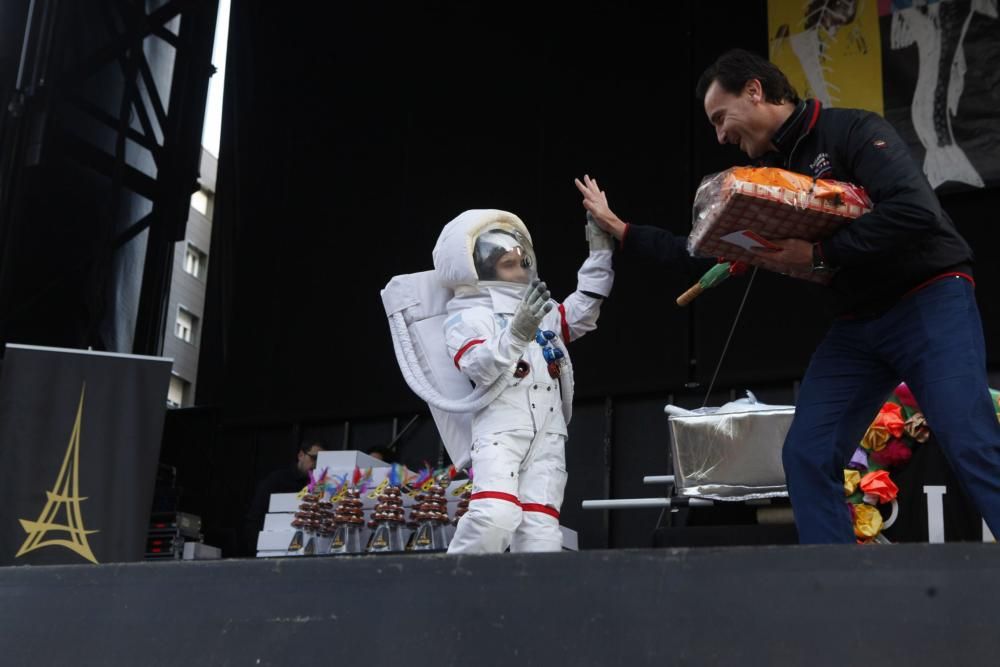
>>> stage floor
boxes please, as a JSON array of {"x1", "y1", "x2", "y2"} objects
[{"x1": 2, "y1": 544, "x2": 997, "y2": 665}]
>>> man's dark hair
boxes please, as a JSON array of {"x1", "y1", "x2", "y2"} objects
[
  {"x1": 298, "y1": 441, "x2": 325, "y2": 454},
  {"x1": 367, "y1": 444, "x2": 397, "y2": 463},
  {"x1": 695, "y1": 49, "x2": 800, "y2": 105}
]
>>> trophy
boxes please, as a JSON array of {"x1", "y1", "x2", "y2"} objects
[
  {"x1": 328, "y1": 488, "x2": 365, "y2": 554},
  {"x1": 407, "y1": 479, "x2": 451, "y2": 551},
  {"x1": 366, "y1": 484, "x2": 406, "y2": 553},
  {"x1": 453, "y1": 488, "x2": 471, "y2": 525},
  {"x1": 290, "y1": 491, "x2": 322, "y2": 554}
]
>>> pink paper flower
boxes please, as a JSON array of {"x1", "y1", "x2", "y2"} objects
[
  {"x1": 871, "y1": 438, "x2": 913, "y2": 468},
  {"x1": 894, "y1": 383, "x2": 919, "y2": 410}
]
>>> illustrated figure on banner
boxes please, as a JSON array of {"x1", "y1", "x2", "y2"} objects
[
  {"x1": 772, "y1": 0, "x2": 864, "y2": 108},
  {"x1": 891, "y1": 0, "x2": 998, "y2": 189}
]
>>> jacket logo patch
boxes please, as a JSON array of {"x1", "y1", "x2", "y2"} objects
[
  {"x1": 809, "y1": 152, "x2": 832, "y2": 178},
  {"x1": 873, "y1": 139, "x2": 887, "y2": 149}
]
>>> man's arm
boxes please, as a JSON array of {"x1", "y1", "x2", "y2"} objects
[
  {"x1": 575, "y1": 175, "x2": 715, "y2": 276},
  {"x1": 623, "y1": 224, "x2": 716, "y2": 275},
  {"x1": 820, "y1": 112, "x2": 948, "y2": 268}
]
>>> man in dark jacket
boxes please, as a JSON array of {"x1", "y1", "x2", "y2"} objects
[
  {"x1": 243, "y1": 440, "x2": 325, "y2": 555},
  {"x1": 577, "y1": 49, "x2": 1000, "y2": 544}
]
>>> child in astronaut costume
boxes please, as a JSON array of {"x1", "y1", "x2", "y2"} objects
[{"x1": 432, "y1": 209, "x2": 614, "y2": 553}]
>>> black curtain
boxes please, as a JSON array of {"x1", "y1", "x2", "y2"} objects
[{"x1": 199, "y1": 0, "x2": 1000, "y2": 423}]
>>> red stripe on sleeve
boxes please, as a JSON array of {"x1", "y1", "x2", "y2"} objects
[
  {"x1": 558, "y1": 304, "x2": 570, "y2": 343},
  {"x1": 619, "y1": 222, "x2": 630, "y2": 250},
  {"x1": 453, "y1": 339, "x2": 485, "y2": 368}
]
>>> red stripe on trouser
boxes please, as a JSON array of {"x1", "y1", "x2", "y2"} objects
[
  {"x1": 904, "y1": 272, "x2": 975, "y2": 298},
  {"x1": 521, "y1": 503, "x2": 560, "y2": 520},
  {"x1": 469, "y1": 491, "x2": 521, "y2": 506}
]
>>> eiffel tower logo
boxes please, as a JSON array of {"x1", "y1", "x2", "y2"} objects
[{"x1": 15, "y1": 384, "x2": 99, "y2": 564}]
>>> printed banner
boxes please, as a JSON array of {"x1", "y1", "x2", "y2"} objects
[
  {"x1": 768, "y1": 0, "x2": 885, "y2": 114},
  {"x1": 0, "y1": 345, "x2": 172, "y2": 565},
  {"x1": 768, "y1": 0, "x2": 1000, "y2": 191}
]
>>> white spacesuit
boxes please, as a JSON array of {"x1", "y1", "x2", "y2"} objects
[{"x1": 432, "y1": 209, "x2": 614, "y2": 553}]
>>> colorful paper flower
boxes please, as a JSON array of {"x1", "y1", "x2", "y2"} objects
[
  {"x1": 861, "y1": 403, "x2": 906, "y2": 451},
  {"x1": 871, "y1": 438, "x2": 913, "y2": 468},
  {"x1": 853, "y1": 503, "x2": 883, "y2": 539},
  {"x1": 862, "y1": 426, "x2": 890, "y2": 451},
  {"x1": 874, "y1": 402, "x2": 906, "y2": 437},
  {"x1": 848, "y1": 447, "x2": 869, "y2": 471},
  {"x1": 894, "y1": 383, "x2": 919, "y2": 410},
  {"x1": 904, "y1": 413, "x2": 930, "y2": 444},
  {"x1": 860, "y1": 470, "x2": 899, "y2": 504},
  {"x1": 844, "y1": 469, "x2": 861, "y2": 496}
]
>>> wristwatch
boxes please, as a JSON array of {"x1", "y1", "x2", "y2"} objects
[{"x1": 811, "y1": 243, "x2": 831, "y2": 273}]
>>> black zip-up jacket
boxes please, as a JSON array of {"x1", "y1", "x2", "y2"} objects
[
  {"x1": 621, "y1": 99, "x2": 973, "y2": 317},
  {"x1": 767, "y1": 98, "x2": 972, "y2": 316}
]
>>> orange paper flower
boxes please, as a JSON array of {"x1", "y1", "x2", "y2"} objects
[
  {"x1": 853, "y1": 503, "x2": 883, "y2": 539},
  {"x1": 861, "y1": 403, "x2": 906, "y2": 451},
  {"x1": 860, "y1": 470, "x2": 899, "y2": 504},
  {"x1": 873, "y1": 402, "x2": 906, "y2": 438}
]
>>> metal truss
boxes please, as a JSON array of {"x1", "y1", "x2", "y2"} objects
[{"x1": 0, "y1": 0, "x2": 219, "y2": 355}]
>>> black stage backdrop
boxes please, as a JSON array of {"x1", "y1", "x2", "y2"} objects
[{"x1": 197, "y1": 0, "x2": 1000, "y2": 424}]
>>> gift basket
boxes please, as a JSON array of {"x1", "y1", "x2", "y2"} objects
[{"x1": 688, "y1": 166, "x2": 871, "y2": 284}]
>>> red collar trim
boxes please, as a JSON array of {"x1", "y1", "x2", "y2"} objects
[{"x1": 806, "y1": 100, "x2": 821, "y2": 132}]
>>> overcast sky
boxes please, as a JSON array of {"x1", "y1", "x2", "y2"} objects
[{"x1": 201, "y1": 0, "x2": 230, "y2": 157}]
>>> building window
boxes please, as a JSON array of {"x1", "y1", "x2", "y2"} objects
[
  {"x1": 184, "y1": 244, "x2": 207, "y2": 279},
  {"x1": 191, "y1": 189, "x2": 211, "y2": 216},
  {"x1": 167, "y1": 375, "x2": 189, "y2": 408},
  {"x1": 175, "y1": 307, "x2": 198, "y2": 344}
]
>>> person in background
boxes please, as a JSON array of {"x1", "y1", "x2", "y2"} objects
[{"x1": 243, "y1": 440, "x2": 325, "y2": 555}]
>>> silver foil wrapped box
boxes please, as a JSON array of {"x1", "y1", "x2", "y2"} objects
[{"x1": 668, "y1": 407, "x2": 795, "y2": 501}]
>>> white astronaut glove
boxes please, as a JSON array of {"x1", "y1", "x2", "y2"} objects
[
  {"x1": 510, "y1": 279, "x2": 553, "y2": 342},
  {"x1": 586, "y1": 212, "x2": 615, "y2": 251}
]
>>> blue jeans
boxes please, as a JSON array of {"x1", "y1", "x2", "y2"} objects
[{"x1": 783, "y1": 276, "x2": 1000, "y2": 543}]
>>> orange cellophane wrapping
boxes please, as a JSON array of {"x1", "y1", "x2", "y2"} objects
[{"x1": 688, "y1": 167, "x2": 872, "y2": 284}]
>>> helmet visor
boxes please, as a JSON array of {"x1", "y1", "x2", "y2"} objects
[{"x1": 473, "y1": 226, "x2": 536, "y2": 284}]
